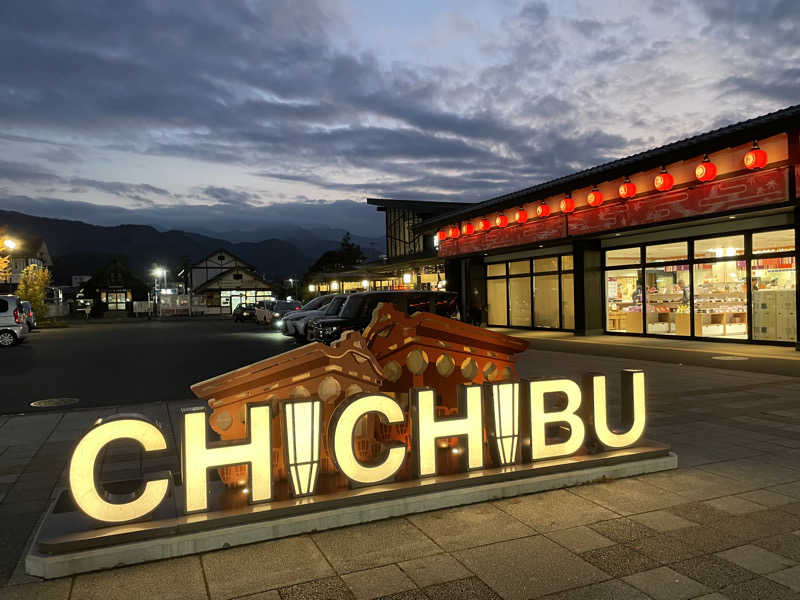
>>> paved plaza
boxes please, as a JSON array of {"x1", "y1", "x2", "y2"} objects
[{"x1": 2, "y1": 344, "x2": 800, "y2": 599}]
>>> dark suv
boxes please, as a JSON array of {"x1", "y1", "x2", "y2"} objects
[{"x1": 310, "y1": 291, "x2": 459, "y2": 344}]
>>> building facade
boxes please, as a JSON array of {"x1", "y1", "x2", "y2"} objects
[
  {"x1": 1, "y1": 236, "x2": 53, "y2": 290},
  {"x1": 418, "y1": 106, "x2": 800, "y2": 349},
  {"x1": 183, "y1": 249, "x2": 272, "y2": 314}
]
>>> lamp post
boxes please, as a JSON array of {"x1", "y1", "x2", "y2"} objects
[{"x1": 152, "y1": 267, "x2": 166, "y2": 316}]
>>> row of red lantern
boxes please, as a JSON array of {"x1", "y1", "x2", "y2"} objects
[{"x1": 437, "y1": 145, "x2": 769, "y2": 240}]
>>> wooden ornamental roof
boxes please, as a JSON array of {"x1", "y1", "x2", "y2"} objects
[{"x1": 362, "y1": 302, "x2": 529, "y2": 408}]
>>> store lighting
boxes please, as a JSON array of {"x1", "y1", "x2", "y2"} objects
[
  {"x1": 403, "y1": 273, "x2": 412, "y2": 284},
  {"x1": 3, "y1": 239, "x2": 16, "y2": 250},
  {"x1": 331, "y1": 281, "x2": 339, "y2": 290},
  {"x1": 744, "y1": 141, "x2": 767, "y2": 170},
  {"x1": 696, "y1": 155, "x2": 717, "y2": 182},
  {"x1": 308, "y1": 284, "x2": 316, "y2": 292},
  {"x1": 586, "y1": 188, "x2": 603, "y2": 207},
  {"x1": 361, "y1": 279, "x2": 369, "y2": 289},
  {"x1": 654, "y1": 167, "x2": 674, "y2": 192}
]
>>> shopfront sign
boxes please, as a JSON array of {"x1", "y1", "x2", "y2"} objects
[{"x1": 68, "y1": 372, "x2": 646, "y2": 524}]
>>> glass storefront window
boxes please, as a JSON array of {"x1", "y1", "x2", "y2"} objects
[
  {"x1": 509, "y1": 260, "x2": 530, "y2": 275},
  {"x1": 561, "y1": 273, "x2": 574, "y2": 329},
  {"x1": 752, "y1": 257, "x2": 796, "y2": 342},
  {"x1": 561, "y1": 255, "x2": 573, "y2": 271},
  {"x1": 487, "y1": 279, "x2": 507, "y2": 326},
  {"x1": 487, "y1": 263, "x2": 506, "y2": 277},
  {"x1": 693, "y1": 260, "x2": 748, "y2": 338},
  {"x1": 509, "y1": 277, "x2": 532, "y2": 326},
  {"x1": 606, "y1": 269, "x2": 642, "y2": 333},
  {"x1": 646, "y1": 242, "x2": 688, "y2": 263},
  {"x1": 533, "y1": 274, "x2": 560, "y2": 328},
  {"x1": 753, "y1": 230, "x2": 795, "y2": 254},
  {"x1": 533, "y1": 257, "x2": 558, "y2": 272},
  {"x1": 644, "y1": 265, "x2": 690, "y2": 335},
  {"x1": 694, "y1": 235, "x2": 745, "y2": 259},
  {"x1": 605, "y1": 247, "x2": 640, "y2": 266}
]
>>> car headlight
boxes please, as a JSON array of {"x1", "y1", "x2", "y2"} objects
[
  {"x1": 273, "y1": 312, "x2": 280, "y2": 317},
  {"x1": 276, "y1": 320, "x2": 283, "y2": 327}
]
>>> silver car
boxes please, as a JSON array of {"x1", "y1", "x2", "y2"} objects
[
  {"x1": 281, "y1": 295, "x2": 335, "y2": 338},
  {"x1": 0, "y1": 295, "x2": 28, "y2": 346}
]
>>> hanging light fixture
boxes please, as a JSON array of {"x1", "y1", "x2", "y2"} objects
[
  {"x1": 560, "y1": 194, "x2": 575, "y2": 213},
  {"x1": 515, "y1": 208, "x2": 528, "y2": 223},
  {"x1": 437, "y1": 230, "x2": 447, "y2": 241},
  {"x1": 744, "y1": 141, "x2": 768, "y2": 170},
  {"x1": 478, "y1": 217, "x2": 491, "y2": 231},
  {"x1": 449, "y1": 226, "x2": 460, "y2": 238},
  {"x1": 654, "y1": 167, "x2": 675, "y2": 192},
  {"x1": 536, "y1": 202, "x2": 551, "y2": 218},
  {"x1": 462, "y1": 222, "x2": 475, "y2": 235},
  {"x1": 495, "y1": 214, "x2": 509, "y2": 227},
  {"x1": 586, "y1": 187, "x2": 604, "y2": 207},
  {"x1": 618, "y1": 177, "x2": 636, "y2": 199},
  {"x1": 695, "y1": 154, "x2": 717, "y2": 182}
]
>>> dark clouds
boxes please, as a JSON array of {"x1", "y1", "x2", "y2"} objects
[{"x1": 0, "y1": 0, "x2": 797, "y2": 237}]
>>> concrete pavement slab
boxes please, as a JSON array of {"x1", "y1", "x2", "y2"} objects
[
  {"x1": 397, "y1": 553, "x2": 471, "y2": 588},
  {"x1": 626, "y1": 532, "x2": 703, "y2": 565},
  {"x1": 407, "y1": 503, "x2": 534, "y2": 551},
  {"x1": 341, "y1": 565, "x2": 415, "y2": 600},
  {"x1": 770, "y1": 566, "x2": 800, "y2": 592},
  {"x1": 570, "y1": 478, "x2": 687, "y2": 515},
  {"x1": 628, "y1": 510, "x2": 698, "y2": 532},
  {"x1": 588, "y1": 518, "x2": 657, "y2": 544},
  {"x1": 737, "y1": 489, "x2": 796, "y2": 507},
  {"x1": 493, "y1": 489, "x2": 618, "y2": 532},
  {"x1": 454, "y1": 536, "x2": 608, "y2": 599},
  {"x1": 717, "y1": 544, "x2": 797, "y2": 574},
  {"x1": 706, "y1": 496, "x2": 766, "y2": 515},
  {"x1": 538, "y1": 579, "x2": 650, "y2": 599},
  {"x1": 622, "y1": 566, "x2": 709, "y2": 600},
  {"x1": 0, "y1": 578, "x2": 71, "y2": 600},
  {"x1": 311, "y1": 519, "x2": 439, "y2": 574},
  {"x1": 71, "y1": 556, "x2": 207, "y2": 600},
  {"x1": 755, "y1": 533, "x2": 800, "y2": 561},
  {"x1": 544, "y1": 526, "x2": 615, "y2": 554},
  {"x1": 200, "y1": 536, "x2": 333, "y2": 600}
]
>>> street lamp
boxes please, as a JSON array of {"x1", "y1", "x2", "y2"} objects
[{"x1": 3, "y1": 239, "x2": 16, "y2": 250}]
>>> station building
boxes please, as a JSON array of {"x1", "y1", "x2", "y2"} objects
[{"x1": 417, "y1": 105, "x2": 799, "y2": 348}]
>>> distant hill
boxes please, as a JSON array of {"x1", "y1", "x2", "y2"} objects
[{"x1": 0, "y1": 210, "x2": 385, "y2": 285}]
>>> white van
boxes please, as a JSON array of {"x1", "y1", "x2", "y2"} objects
[{"x1": 0, "y1": 295, "x2": 28, "y2": 346}]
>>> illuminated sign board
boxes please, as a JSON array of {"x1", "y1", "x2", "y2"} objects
[{"x1": 67, "y1": 372, "x2": 646, "y2": 524}]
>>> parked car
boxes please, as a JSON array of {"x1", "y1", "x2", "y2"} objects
[
  {"x1": 310, "y1": 291, "x2": 459, "y2": 344},
  {"x1": 20, "y1": 300, "x2": 36, "y2": 331},
  {"x1": 284, "y1": 294, "x2": 347, "y2": 340},
  {"x1": 232, "y1": 303, "x2": 257, "y2": 322},
  {"x1": 281, "y1": 294, "x2": 335, "y2": 338},
  {"x1": 255, "y1": 299, "x2": 302, "y2": 327},
  {"x1": 0, "y1": 295, "x2": 28, "y2": 347}
]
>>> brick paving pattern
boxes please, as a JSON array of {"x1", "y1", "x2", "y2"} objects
[{"x1": 2, "y1": 347, "x2": 800, "y2": 599}]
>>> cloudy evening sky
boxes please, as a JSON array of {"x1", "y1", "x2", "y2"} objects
[{"x1": 0, "y1": 0, "x2": 798, "y2": 236}]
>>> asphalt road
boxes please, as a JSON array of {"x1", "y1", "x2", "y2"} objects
[{"x1": 0, "y1": 319, "x2": 299, "y2": 414}]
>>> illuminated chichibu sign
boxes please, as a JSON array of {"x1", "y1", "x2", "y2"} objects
[{"x1": 68, "y1": 371, "x2": 647, "y2": 524}]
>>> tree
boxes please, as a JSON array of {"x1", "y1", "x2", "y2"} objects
[
  {"x1": 0, "y1": 255, "x2": 9, "y2": 283},
  {"x1": 305, "y1": 233, "x2": 366, "y2": 275},
  {"x1": 16, "y1": 264, "x2": 51, "y2": 321}
]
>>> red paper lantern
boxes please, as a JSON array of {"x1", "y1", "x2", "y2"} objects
[
  {"x1": 515, "y1": 209, "x2": 528, "y2": 223},
  {"x1": 536, "y1": 203, "x2": 551, "y2": 218},
  {"x1": 654, "y1": 172, "x2": 674, "y2": 192},
  {"x1": 495, "y1": 214, "x2": 508, "y2": 227},
  {"x1": 695, "y1": 159, "x2": 717, "y2": 182},
  {"x1": 479, "y1": 218, "x2": 491, "y2": 231},
  {"x1": 619, "y1": 182, "x2": 636, "y2": 198},
  {"x1": 449, "y1": 226, "x2": 460, "y2": 238},
  {"x1": 560, "y1": 197, "x2": 575, "y2": 213},
  {"x1": 586, "y1": 190, "x2": 604, "y2": 206},
  {"x1": 744, "y1": 148, "x2": 767, "y2": 170},
  {"x1": 437, "y1": 230, "x2": 447, "y2": 241},
  {"x1": 462, "y1": 222, "x2": 475, "y2": 235}
]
